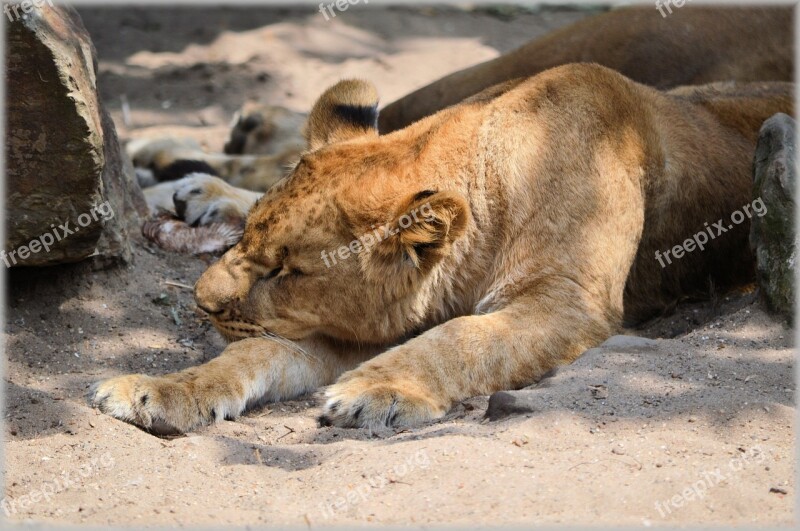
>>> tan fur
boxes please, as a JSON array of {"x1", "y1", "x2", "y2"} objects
[
  {"x1": 225, "y1": 103, "x2": 307, "y2": 156},
  {"x1": 379, "y1": 6, "x2": 793, "y2": 132},
  {"x1": 159, "y1": 81, "x2": 382, "y2": 229},
  {"x1": 303, "y1": 79, "x2": 380, "y2": 150},
  {"x1": 127, "y1": 137, "x2": 203, "y2": 167},
  {"x1": 132, "y1": 145, "x2": 300, "y2": 192},
  {"x1": 91, "y1": 67, "x2": 793, "y2": 433},
  {"x1": 129, "y1": 104, "x2": 305, "y2": 193},
  {"x1": 143, "y1": 174, "x2": 261, "y2": 227}
]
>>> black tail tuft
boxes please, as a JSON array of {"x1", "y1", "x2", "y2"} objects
[{"x1": 156, "y1": 159, "x2": 218, "y2": 182}]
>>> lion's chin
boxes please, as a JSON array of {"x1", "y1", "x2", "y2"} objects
[{"x1": 219, "y1": 331, "x2": 253, "y2": 343}]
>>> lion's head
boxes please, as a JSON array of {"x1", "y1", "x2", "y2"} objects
[
  {"x1": 224, "y1": 102, "x2": 307, "y2": 156},
  {"x1": 194, "y1": 80, "x2": 471, "y2": 345}
]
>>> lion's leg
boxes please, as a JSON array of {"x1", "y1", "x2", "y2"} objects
[
  {"x1": 90, "y1": 337, "x2": 375, "y2": 434},
  {"x1": 171, "y1": 174, "x2": 262, "y2": 226},
  {"x1": 190, "y1": 153, "x2": 291, "y2": 191},
  {"x1": 319, "y1": 277, "x2": 617, "y2": 429}
]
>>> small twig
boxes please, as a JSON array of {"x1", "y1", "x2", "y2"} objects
[
  {"x1": 568, "y1": 456, "x2": 641, "y2": 472},
  {"x1": 277, "y1": 425, "x2": 296, "y2": 441},
  {"x1": 164, "y1": 280, "x2": 194, "y2": 290},
  {"x1": 614, "y1": 456, "x2": 643, "y2": 471},
  {"x1": 568, "y1": 461, "x2": 608, "y2": 472},
  {"x1": 252, "y1": 426, "x2": 268, "y2": 444},
  {"x1": 120, "y1": 94, "x2": 132, "y2": 127},
  {"x1": 253, "y1": 447, "x2": 263, "y2": 465},
  {"x1": 170, "y1": 306, "x2": 182, "y2": 326}
]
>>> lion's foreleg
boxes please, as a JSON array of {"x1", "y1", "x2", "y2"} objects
[
  {"x1": 319, "y1": 278, "x2": 617, "y2": 429},
  {"x1": 90, "y1": 337, "x2": 373, "y2": 434}
]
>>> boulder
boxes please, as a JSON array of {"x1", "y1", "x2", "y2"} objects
[
  {"x1": 4, "y1": 4, "x2": 145, "y2": 268},
  {"x1": 750, "y1": 113, "x2": 796, "y2": 320},
  {"x1": 485, "y1": 390, "x2": 542, "y2": 421},
  {"x1": 599, "y1": 335, "x2": 658, "y2": 350}
]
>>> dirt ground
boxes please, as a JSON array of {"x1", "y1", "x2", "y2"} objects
[{"x1": 3, "y1": 4, "x2": 795, "y2": 527}]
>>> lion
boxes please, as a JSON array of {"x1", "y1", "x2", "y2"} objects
[
  {"x1": 128, "y1": 104, "x2": 305, "y2": 193},
  {"x1": 378, "y1": 6, "x2": 793, "y2": 132},
  {"x1": 89, "y1": 66, "x2": 792, "y2": 433},
  {"x1": 143, "y1": 173, "x2": 261, "y2": 227},
  {"x1": 224, "y1": 102, "x2": 307, "y2": 157},
  {"x1": 137, "y1": 5, "x2": 791, "y2": 225},
  {"x1": 131, "y1": 5, "x2": 792, "y2": 227}
]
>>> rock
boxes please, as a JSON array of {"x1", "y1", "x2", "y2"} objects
[
  {"x1": 750, "y1": 113, "x2": 796, "y2": 319},
  {"x1": 599, "y1": 335, "x2": 658, "y2": 350},
  {"x1": 589, "y1": 384, "x2": 608, "y2": 400},
  {"x1": 484, "y1": 338, "x2": 652, "y2": 421},
  {"x1": 4, "y1": 5, "x2": 145, "y2": 268},
  {"x1": 485, "y1": 390, "x2": 541, "y2": 421}
]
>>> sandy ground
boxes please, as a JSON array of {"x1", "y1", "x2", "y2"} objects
[{"x1": 3, "y1": 5, "x2": 795, "y2": 527}]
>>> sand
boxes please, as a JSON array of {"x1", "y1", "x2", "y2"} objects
[{"x1": 3, "y1": 5, "x2": 794, "y2": 527}]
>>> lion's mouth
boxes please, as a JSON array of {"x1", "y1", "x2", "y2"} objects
[
  {"x1": 209, "y1": 318, "x2": 310, "y2": 357},
  {"x1": 209, "y1": 317, "x2": 267, "y2": 341}
]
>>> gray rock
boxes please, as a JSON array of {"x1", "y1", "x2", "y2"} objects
[
  {"x1": 4, "y1": 5, "x2": 145, "y2": 268},
  {"x1": 484, "y1": 338, "x2": 653, "y2": 421},
  {"x1": 599, "y1": 335, "x2": 658, "y2": 350},
  {"x1": 750, "y1": 113, "x2": 796, "y2": 319},
  {"x1": 485, "y1": 390, "x2": 541, "y2": 421}
]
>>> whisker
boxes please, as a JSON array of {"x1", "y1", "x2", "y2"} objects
[{"x1": 260, "y1": 331, "x2": 313, "y2": 362}]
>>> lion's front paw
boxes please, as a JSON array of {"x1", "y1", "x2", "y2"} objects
[
  {"x1": 318, "y1": 373, "x2": 448, "y2": 429},
  {"x1": 172, "y1": 174, "x2": 253, "y2": 227},
  {"x1": 89, "y1": 374, "x2": 205, "y2": 435}
]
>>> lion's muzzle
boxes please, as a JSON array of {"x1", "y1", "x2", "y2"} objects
[{"x1": 194, "y1": 255, "x2": 242, "y2": 315}]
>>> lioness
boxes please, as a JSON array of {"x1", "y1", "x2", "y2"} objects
[
  {"x1": 128, "y1": 104, "x2": 306, "y2": 194},
  {"x1": 91, "y1": 66, "x2": 793, "y2": 432},
  {"x1": 134, "y1": 6, "x2": 792, "y2": 210},
  {"x1": 379, "y1": 6, "x2": 793, "y2": 132}
]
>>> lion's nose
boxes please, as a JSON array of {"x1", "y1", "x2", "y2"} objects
[
  {"x1": 194, "y1": 261, "x2": 237, "y2": 315},
  {"x1": 196, "y1": 302, "x2": 223, "y2": 316},
  {"x1": 173, "y1": 193, "x2": 187, "y2": 220}
]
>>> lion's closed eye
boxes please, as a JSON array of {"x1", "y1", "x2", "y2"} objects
[
  {"x1": 262, "y1": 267, "x2": 282, "y2": 281},
  {"x1": 276, "y1": 267, "x2": 307, "y2": 281}
]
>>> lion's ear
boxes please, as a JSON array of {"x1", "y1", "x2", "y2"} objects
[
  {"x1": 303, "y1": 79, "x2": 379, "y2": 151},
  {"x1": 369, "y1": 191, "x2": 470, "y2": 276}
]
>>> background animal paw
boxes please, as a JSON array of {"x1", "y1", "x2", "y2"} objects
[
  {"x1": 172, "y1": 174, "x2": 248, "y2": 227},
  {"x1": 142, "y1": 212, "x2": 242, "y2": 255},
  {"x1": 318, "y1": 375, "x2": 447, "y2": 429}
]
